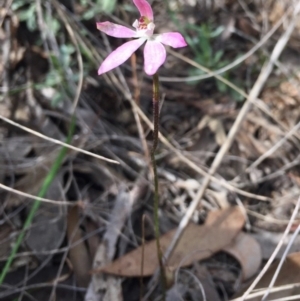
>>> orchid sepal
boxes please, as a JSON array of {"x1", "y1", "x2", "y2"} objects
[{"x1": 96, "y1": 0, "x2": 187, "y2": 76}]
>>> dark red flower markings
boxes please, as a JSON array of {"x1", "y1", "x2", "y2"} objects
[{"x1": 137, "y1": 16, "x2": 151, "y2": 30}]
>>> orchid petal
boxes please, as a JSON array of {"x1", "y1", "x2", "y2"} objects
[
  {"x1": 98, "y1": 38, "x2": 146, "y2": 75},
  {"x1": 143, "y1": 41, "x2": 166, "y2": 75},
  {"x1": 156, "y1": 32, "x2": 187, "y2": 48},
  {"x1": 133, "y1": 0, "x2": 153, "y2": 20},
  {"x1": 96, "y1": 22, "x2": 136, "y2": 38}
]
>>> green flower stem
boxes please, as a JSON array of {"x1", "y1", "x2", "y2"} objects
[
  {"x1": 152, "y1": 73, "x2": 159, "y2": 152},
  {"x1": 0, "y1": 115, "x2": 76, "y2": 285},
  {"x1": 151, "y1": 73, "x2": 166, "y2": 298}
]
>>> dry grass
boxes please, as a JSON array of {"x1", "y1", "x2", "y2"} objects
[{"x1": 1, "y1": 0, "x2": 300, "y2": 300}]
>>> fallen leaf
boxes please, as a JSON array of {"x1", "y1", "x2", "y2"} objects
[
  {"x1": 237, "y1": 17, "x2": 259, "y2": 37},
  {"x1": 95, "y1": 207, "x2": 245, "y2": 277},
  {"x1": 0, "y1": 223, "x2": 13, "y2": 260},
  {"x1": 104, "y1": 185, "x2": 136, "y2": 260},
  {"x1": 223, "y1": 232, "x2": 262, "y2": 280},
  {"x1": 258, "y1": 252, "x2": 300, "y2": 287},
  {"x1": 85, "y1": 219, "x2": 101, "y2": 261},
  {"x1": 198, "y1": 116, "x2": 227, "y2": 146},
  {"x1": 269, "y1": 1, "x2": 285, "y2": 24},
  {"x1": 6, "y1": 148, "x2": 61, "y2": 208},
  {"x1": 193, "y1": 265, "x2": 222, "y2": 301},
  {"x1": 67, "y1": 206, "x2": 91, "y2": 288},
  {"x1": 25, "y1": 175, "x2": 67, "y2": 263},
  {"x1": 236, "y1": 252, "x2": 300, "y2": 301},
  {"x1": 85, "y1": 183, "x2": 143, "y2": 301},
  {"x1": 166, "y1": 283, "x2": 188, "y2": 301},
  {"x1": 252, "y1": 230, "x2": 300, "y2": 259}
]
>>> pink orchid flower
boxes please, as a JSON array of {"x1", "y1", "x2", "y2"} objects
[{"x1": 97, "y1": 0, "x2": 187, "y2": 76}]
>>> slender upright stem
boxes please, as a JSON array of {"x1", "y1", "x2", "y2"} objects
[
  {"x1": 151, "y1": 73, "x2": 166, "y2": 299},
  {"x1": 152, "y1": 73, "x2": 159, "y2": 152}
]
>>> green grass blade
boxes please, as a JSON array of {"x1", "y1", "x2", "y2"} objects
[{"x1": 0, "y1": 115, "x2": 76, "y2": 285}]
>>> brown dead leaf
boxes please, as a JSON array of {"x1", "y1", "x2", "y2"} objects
[
  {"x1": 257, "y1": 252, "x2": 300, "y2": 288},
  {"x1": 237, "y1": 18, "x2": 259, "y2": 37},
  {"x1": 237, "y1": 252, "x2": 300, "y2": 301},
  {"x1": 0, "y1": 103, "x2": 10, "y2": 119},
  {"x1": 67, "y1": 206, "x2": 91, "y2": 288},
  {"x1": 194, "y1": 265, "x2": 222, "y2": 301},
  {"x1": 166, "y1": 264, "x2": 221, "y2": 301},
  {"x1": 280, "y1": 81, "x2": 300, "y2": 99},
  {"x1": 95, "y1": 207, "x2": 245, "y2": 277},
  {"x1": 85, "y1": 219, "x2": 101, "y2": 261},
  {"x1": 0, "y1": 223, "x2": 13, "y2": 260},
  {"x1": 25, "y1": 175, "x2": 67, "y2": 263},
  {"x1": 85, "y1": 184, "x2": 143, "y2": 301},
  {"x1": 269, "y1": 1, "x2": 285, "y2": 24},
  {"x1": 198, "y1": 116, "x2": 227, "y2": 146},
  {"x1": 223, "y1": 232, "x2": 262, "y2": 280},
  {"x1": 5, "y1": 147, "x2": 60, "y2": 208},
  {"x1": 252, "y1": 230, "x2": 300, "y2": 259},
  {"x1": 166, "y1": 283, "x2": 188, "y2": 301}
]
